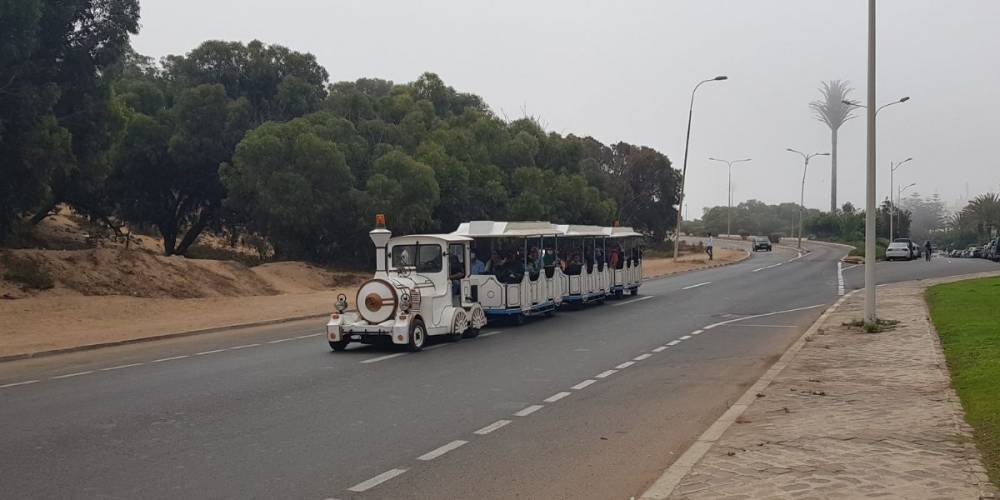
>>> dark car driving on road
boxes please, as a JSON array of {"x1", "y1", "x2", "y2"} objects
[{"x1": 751, "y1": 236, "x2": 772, "y2": 252}]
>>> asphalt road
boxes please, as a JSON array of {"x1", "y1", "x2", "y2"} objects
[{"x1": 1, "y1": 245, "x2": 995, "y2": 499}]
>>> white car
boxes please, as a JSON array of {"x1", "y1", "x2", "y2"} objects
[{"x1": 885, "y1": 242, "x2": 913, "y2": 261}]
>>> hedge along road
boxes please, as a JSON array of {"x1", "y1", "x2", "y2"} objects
[{"x1": 0, "y1": 243, "x2": 880, "y2": 499}]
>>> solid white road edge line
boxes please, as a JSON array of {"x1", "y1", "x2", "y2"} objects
[
  {"x1": 595, "y1": 369, "x2": 618, "y2": 379},
  {"x1": 474, "y1": 419, "x2": 512, "y2": 435},
  {"x1": 514, "y1": 404, "x2": 544, "y2": 417},
  {"x1": 681, "y1": 282, "x2": 711, "y2": 290},
  {"x1": 544, "y1": 391, "x2": 572, "y2": 403},
  {"x1": 479, "y1": 330, "x2": 502, "y2": 337},
  {"x1": 347, "y1": 468, "x2": 408, "y2": 493},
  {"x1": 615, "y1": 361, "x2": 636, "y2": 369},
  {"x1": 837, "y1": 261, "x2": 845, "y2": 296},
  {"x1": 610, "y1": 295, "x2": 654, "y2": 307},
  {"x1": 229, "y1": 343, "x2": 260, "y2": 350},
  {"x1": 571, "y1": 379, "x2": 597, "y2": 390},
  {"x1": 701, "y1": 303, "x2": 826, "y2": 330},
  {"x1": 639, "y1": 291, "x2": 856, "y2": 500},
  {"x1": 361, "y1": 352, "x2": 408, "y2": 364},
  {"x1": 267, "y1": 337, "x2": 295, "y2": 344},
  {"x1": 0, "y1": 380, "x2": 40, "y2": 389},
  {"x1": 417, "y1": 440, "x2": 468, "y2": 461},
  {"x1": 295, "y1": 333, "x2": 322, "y2": 339}
]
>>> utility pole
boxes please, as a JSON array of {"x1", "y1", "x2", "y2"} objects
[
  {"x1": 889, "y1": 157, "x2": 913, "y2": 240},
  {"x1": 864, "y1": 0, "x2": 877, "y2": 326}
]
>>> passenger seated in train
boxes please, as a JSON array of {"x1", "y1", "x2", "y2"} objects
[
  {"x1": 564, "y1": 252, "x2": 583, "y2": 275},
  {"x1": 609, "y1": 245, "x2": 622, "y2": 269},
  {"x1": 542, "y1": 246, "x2": 556, "y2": 278},
  {"x1": 470, "y1": 250, "x2": 486, "y2": 274}
]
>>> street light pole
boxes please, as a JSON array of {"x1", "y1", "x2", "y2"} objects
[
  {"x1": 673, "y1": 75, "x2": 728, "y2": 262},
  {"x1": 864, "y1": 0, "x2": 877, "y2": 326},
  {"x1": 889, "y1": 157, "x2": 913, "y2": 240},
  {"x1": 897, "y1": 182, "x2": 916, "y2": 236},
  {"x1": 709, "y1": 157, "x2": 751, "y2": 237},
  {"x1": 786, "y1": 149, "x2": 830, "y2": 249}
]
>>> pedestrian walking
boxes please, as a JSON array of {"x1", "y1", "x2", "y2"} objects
[
  {"x1": 706, "y1": 233, "x2": 714, "y2": 260},
  {"x1": 924, "y1": 240, "x2": 932, "y2": 262}
]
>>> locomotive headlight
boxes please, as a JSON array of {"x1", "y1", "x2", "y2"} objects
[
  {"x1": 335, "y1": 293, "x2": 348, "y2": 313},
  {"x1": 399, "y1": 291, "x2": 411, "y2": 312}
]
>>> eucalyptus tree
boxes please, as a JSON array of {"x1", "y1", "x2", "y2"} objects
[{"x1": 810, "y1": 81, "x2": 858, "y2": 212}]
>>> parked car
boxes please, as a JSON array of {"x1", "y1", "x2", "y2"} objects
[
  {"x1": 967, "y1": 245, "x2": 983, "y2": 258},
  {"x1": 885, "y1": 242, "x2": 914, "y2": 261},
  {"x1": 984, "y1": 239, "x2": 1000, "y2": 262},
  {"x1": 893, "y1": 238, "x2": 919, "y2": 259},
  {"x1": 751, "y1": 236, "x2": 772, "y2": 252}
]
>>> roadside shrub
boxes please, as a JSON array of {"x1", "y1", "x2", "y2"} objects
[
  {"x1": 1, "y1": 253, "x2": 55, "y2": 290},
  {"x1": 768, "y1": 233, "x2": 782, "y2": 244},
  {"x1": 737, "y1": 229, "x2": 750, "y2": 240}
]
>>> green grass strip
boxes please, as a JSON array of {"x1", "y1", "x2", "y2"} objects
[{"x1": 927, "y1": 277, "x2": 1000, "y2": 488}]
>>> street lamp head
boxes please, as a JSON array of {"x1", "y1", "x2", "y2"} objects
[
  {"x1": 785, "y1": 148, "x2": 795, "y2": 152},
  {"x1": 905, "y1": 157, "x2": 913, "y2": 162},
  {"x1": 842, "y1": 100, "x2": 861, "y2": 107},
  {"x1": 714, "y1": 75, "x2": 728, "y2": 81},
  {"x1": 899, "y1": 96, "x2": 910, "y2": 103},
  {"x1": 819, "y1": 153, "x2": 831, "y2": 156}
]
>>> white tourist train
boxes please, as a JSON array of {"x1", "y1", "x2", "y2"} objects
[{"x1": 326, "y1": 216, "x2": 644, "y2": 351}]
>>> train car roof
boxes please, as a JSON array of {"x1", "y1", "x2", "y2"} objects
[
  {"x1": 452, "y1": 221, "x2": 561, "y2": 237},
  {"x1": 389, "y1": 234, "x2": 472, "y2": 244},
  {"x1": 604, "y1": 226, "x2": 643, "y2": 238},
  {"x1": 554, "y1": 224, "x2": 607, "y2": 237}
]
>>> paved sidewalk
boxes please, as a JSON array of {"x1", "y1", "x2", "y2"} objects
[{"x1": 654, "y1": 280, "x2": 998, "y2": 499}]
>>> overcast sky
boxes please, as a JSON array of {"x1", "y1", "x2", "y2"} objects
[{"x1": 133, "y1": 0, "x2": 1000, "y2": 219}]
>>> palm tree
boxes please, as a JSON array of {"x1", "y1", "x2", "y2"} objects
[
  {"x1": 965, "y1": 193, "x2": 1000, "y2": 237},
  {"x1": 810, "y1": 81, "x2": 858, "y2": 212}
]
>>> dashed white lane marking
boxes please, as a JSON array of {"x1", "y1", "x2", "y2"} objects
[
  {"x1": 633, "y1": 353, "x2": 652, "y2": 361},
  {"x1": 572, "y1": 379, "x2": 597, "y2": 390},
  {"x1": 514, "y1": 404, "x2": 544, "y2": 417},
  {"x1": 50, "y1": 370, "x2": 94, "y2": 380},
  {"x1": 544, "y1": 391, "x2": 572, "y2": 403},
  {"x1": 229, "y1": 343, "x2": 260, "y2": 350},
  {"x1": 347, "y1": 468, "x2": 408, "y2": 492},
  {"x1": 267, "y1": 337, "x2": 295, "y2": 344},
  {"x1": 152, "y1": 355, "x2": 190, "y2": 363},
  {"x1": 667, "y1": 340, "x2": 681, "y2": 346},
  {"x1": 595, "y1": 369, "x2": 618, "y2": 379},
  {"x1": 611, "y1": 295, "x2": 654, "y2": 307},
  {"x1": 99, "y1": 363, "x2": 144, "y2": 371},
  {"x1": 679, "y1": 335, "x2": 692, "y2": 340},
  {"x1": 1, "y1": 380, "x2": 40, "y2": 389},
  {"x1": 682, "y1": 281, "x2": 711, "y2": 290},
  {"x1": 295, "y1": 333, "x2": 322, "y2": 339},
  {"x1": 615, "y1": 361, "x2": 636, "y2": 369},
  {"x1": 361, "y1": 353, "x2": 408, "y2": 364},
  {"x1": 702, "y1": 303, "x2": 826, "y2": 330},
  {"x1": 424, "y1": 344, "x2": 450, "y2": 351},
  {"x1": 479, "y1": 330, "x2": 502, "y2": 337},
  {"x1": 474, "y1": 419, "x2": 512, "y2": 435},
  {"x1": 417, "y1": 440, "x2": 468, "y2": 461},
  {"x1": 691, "y1": 329, "x2": 704, "y2": 335},
  {"x1": 195, "y1": 349, "x2": 226, "y2": 356},
  {"x1": 652, "y1": 346, "x2": 668, "y2": 353}
]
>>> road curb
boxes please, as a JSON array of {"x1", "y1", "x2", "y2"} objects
[
  {"x1": 638, "y1": 289, "x2": 859, "y2": 500},
  {"x1": 0, "y1": 312, "x2": 329, "y2": 363}
]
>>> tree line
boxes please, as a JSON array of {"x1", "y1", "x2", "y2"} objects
[{"x1": 1, "y1": 1, "x2": 681, "y2": 264}]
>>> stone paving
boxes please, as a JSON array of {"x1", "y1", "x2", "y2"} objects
[{"x1": 665, "y1": 280, "x2": 998, "y2": 499}]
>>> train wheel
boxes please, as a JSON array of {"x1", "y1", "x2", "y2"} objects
[{"x1": 407, "y1": 319, "x2": 426, "y2": 352}]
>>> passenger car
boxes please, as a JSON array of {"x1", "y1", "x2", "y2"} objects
[
  {"x1": 751, "y1": 236, "x2": 772, "y2": 252},
  {"x1": 885, "y1": 242, "x2": 914, "y2": 261}
]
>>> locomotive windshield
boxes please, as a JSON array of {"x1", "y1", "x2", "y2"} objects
[{"x1": 391, "y1": 244, "x2": 442, "y2": 273}]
